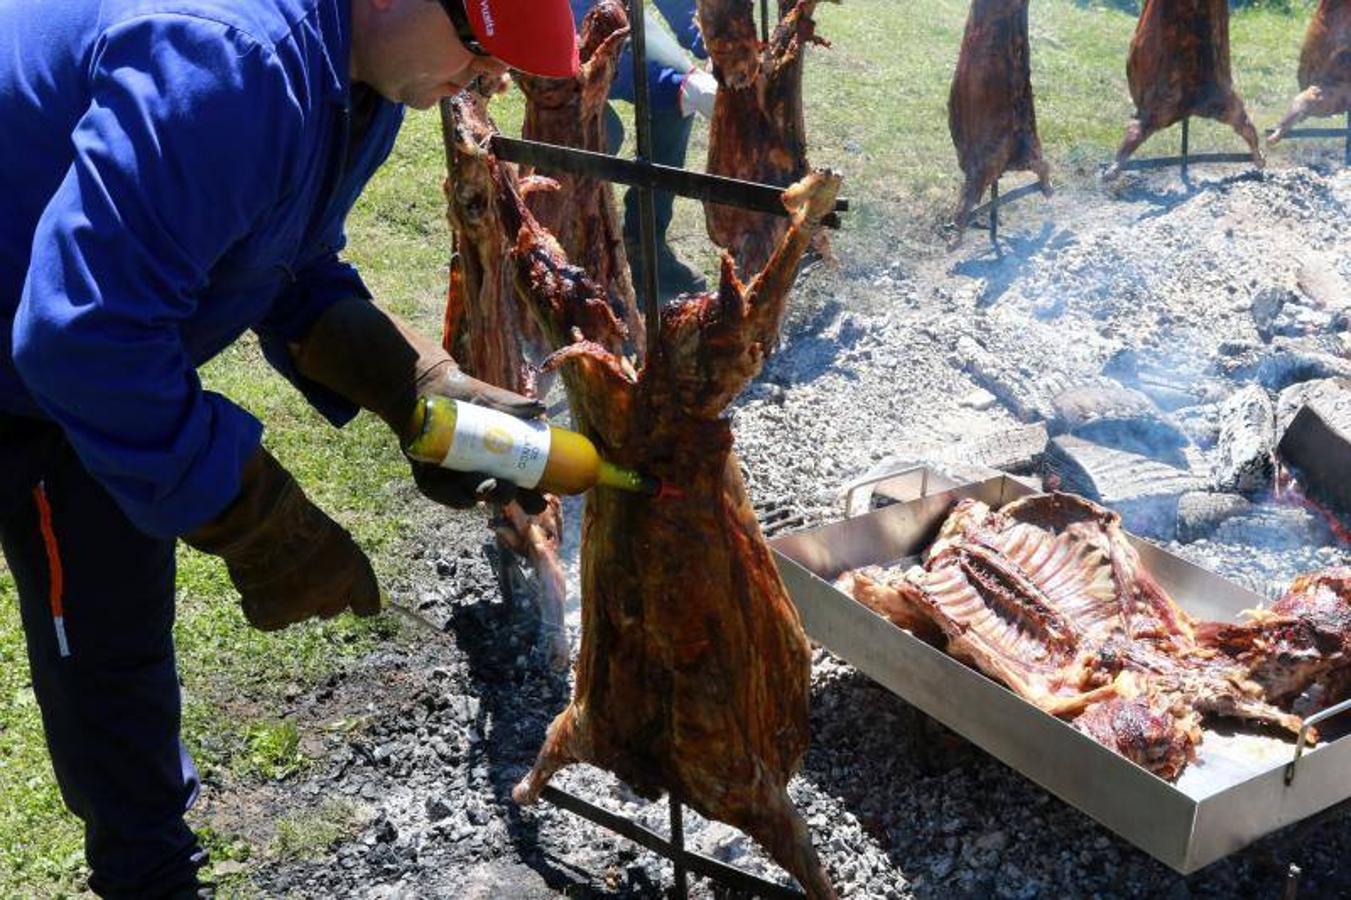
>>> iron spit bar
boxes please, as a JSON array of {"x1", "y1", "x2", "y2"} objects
[
  {"x1": 490, "y1": 135, "x2": 848, "y2": 229},
  {"x1": 1277, "y1": 111, "x2": 1351, "y2": 168},
  {"x1": 539, "y1": 785, "x2": 807, "y2": 898}
]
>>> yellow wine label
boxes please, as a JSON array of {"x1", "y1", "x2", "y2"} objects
[{"x1": 441, "y1": 401, "x2": 552, "y2": 488}]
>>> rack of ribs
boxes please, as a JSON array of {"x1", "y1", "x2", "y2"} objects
[
  {"x1": 516, "y1": 1, "x2": 643, "y2": 355},
  {"x1": 947, "y1": 0, "x2": 1052, "y2": 246},
  {"x1": 840, "y1": 493, "x2": 1309, "y2": 781},
  {"x1": 1105, "y1": 0, "x2": 1264, "y2": 180},
  {"x1": 702, "y1": 0, "x2": 825, "y2": 273},
  {"x1": 443, "y1": 91, "x2": 841, "y2": 898},
  {"x1": 1268, "y1": 0, "x2": 1351, "y2": 145},
  {"x1": 441, "y1": 93, "x2": 569, "y2": 670}
]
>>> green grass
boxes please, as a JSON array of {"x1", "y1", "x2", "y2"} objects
[{"x1": 0, "y1": 1, "x2": 1327, "y2": 894}]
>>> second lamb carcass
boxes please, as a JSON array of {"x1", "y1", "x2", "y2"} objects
[
  {"x1": 1105, "y1": 0, "x2": 1264, "y2": 180},
  {"x1": 1268, "y1": 0, "x2": 1351, "y2": 145},
  {"x1": 440, "y1": 94, "x2": 569, "y2": 669},
  {"x1": 517, "y1": 1, "x2": 643, "y2": 355},
  {"x1": 842, "y1": 493, "x2": 1304, "y2": 781},
  {"x1": 702, "y1": 0, "x2": 824, "y2": 273},
  {"x1": 947, "y1": 0, "x2": 1052, "y2": 246},
  {"x1": 443, "y1": 94, "x2": 841, "y2": 898}
]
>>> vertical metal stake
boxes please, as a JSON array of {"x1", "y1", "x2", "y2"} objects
[
  {"x1": 989, "y1": 179, "x2": 1000, "y2": 249},
  {"x1": 1344, "y1": 111, "x2": 1350, "y2": 168},
  {"x1": 1180, "y1": 117, "x2": 1190, "y2": 182},
  {"x1": 628, "y1": 0, "x2": 662, "y2": 355},
  {"x1": 761, "y1": 0, "x2": 771, "y2": 42},
  {"x1": 670, "y1": 798, "x2": 688, "y2": 900}
]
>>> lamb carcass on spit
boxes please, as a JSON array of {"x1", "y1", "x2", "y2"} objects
[
  {"x1": 947, "y1": 0, "x2": 1052, "y2": 246},
  {"x1": 517, "y1": 1, "x2": 643, "y2": 355},
  {"x1": 1268, "y1": 0, "x2": 1351, "y2": 145},
  {"x1": 439, "y1": 94, "x2": 569, "y2": 670},
  {"x1": 442, "y1": 94, "x2": 841, "y2": 898},
  {"x1": 841, "y1": 493, "x2": 1305, "y2": 781},
  {"x1": 702, "y1": 0, "x2": 824, "y2": 273},
  {"x1": 1105, "y1": 0, "x2": 1264, "y2": 180}
]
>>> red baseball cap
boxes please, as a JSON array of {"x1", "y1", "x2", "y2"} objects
[{"x1": 454, "y1": 0, "x2": 580, "y2": 79}]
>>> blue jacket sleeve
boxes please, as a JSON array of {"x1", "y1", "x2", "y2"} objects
[
  {"x1": 13, "y1": 16, "x2": 302, "y2": 539},
  {"x1": 254, "y1": 251, "x2": 367, "y2": 428},
  {"x1": 654, "y1": 0, "x2": 706, "y2": 60}
]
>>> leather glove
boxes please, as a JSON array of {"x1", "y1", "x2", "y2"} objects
[
  {"x1": 184, "y1": 447, "x2": 381, "y2": 631},
  {"x1": 292, "y1": 297, "x2": 548, "y2": 514}
]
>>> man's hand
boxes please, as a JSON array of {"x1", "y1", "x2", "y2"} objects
[
  {"x1": 184, "y1": 447, "x2": 381, "y2": 631},
  {"x1": 679, "y1": 68, "x2": 718, "y2": 119},
  {"x1": 292, "y1": 297, "x2": 547, "y2": 514}
]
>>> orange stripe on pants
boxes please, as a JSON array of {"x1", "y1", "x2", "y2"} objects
[{"x1": 32, "y1": 483, "x2": 69, "y2": 657}]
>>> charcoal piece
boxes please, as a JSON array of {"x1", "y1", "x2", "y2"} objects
[
  {"x1": 1176, "y1": 491, "x2": 1253, "y2": 543},
  {"x1": 1212, "y1": 505, "x2": 1331, "y2": 551},
  {"x1": 1251, "y1": 286, "x2": 1296, "y2": 342},
  {"x1": 1044, "y1": 436, "x2": 1206, "y2": 540},
  {"x1": 1213, "y1": 385, "x2": 1276, "y2": 494},
  {"x1": 1279, "y1": 391, "x2": 1351, "y2": 516},
  {"x1": 955, "y1": 335, "x2": 1091, "y2": 423},
  {"x1": 1051, "y1": 384, "x2": 1188, "y2": 465}
]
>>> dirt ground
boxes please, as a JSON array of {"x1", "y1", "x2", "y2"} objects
[{"x1": 207, "y1": 160, "x2": 1351, "y2": 899}]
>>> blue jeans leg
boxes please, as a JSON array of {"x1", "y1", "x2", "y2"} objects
[{"x1": 1, "y1": 424, "x2": 203, "y2": 898}]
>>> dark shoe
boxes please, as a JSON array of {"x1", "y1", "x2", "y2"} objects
[{"x1": 626, "y1": 236, "x2": 708, "y2": 300}]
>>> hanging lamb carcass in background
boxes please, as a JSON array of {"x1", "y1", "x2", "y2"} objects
[
  {"x1": 1104, "y1": 0, "x2": 1264, "y2": 180},
  {"x1": 1268, "y1": 0, "x2": 1351, "y2": 145},
  {"x1": 701, "y1": 0, "x2": 825, "y2": 274},
  {"x1": 947, "y1": 0, "x2": 1052, "y2": 247}
]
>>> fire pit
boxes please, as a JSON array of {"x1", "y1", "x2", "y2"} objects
[{"x1": 771, "y1": 465, "x2": 1351, "y2": 875}]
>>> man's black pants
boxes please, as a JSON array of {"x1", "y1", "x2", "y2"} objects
[{"x1": 1, "y1": 414, "x2": 204, "y2": 898}]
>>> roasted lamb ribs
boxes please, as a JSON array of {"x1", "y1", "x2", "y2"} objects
[
  {"x1": 841, "y1": 493, "x2": 1308, "y2": 781},
  {"x1": 443, "y1": 93, "x2": 841, "y2": 898},
  {"x1": 1105, "y1": 0, "x2": 1264, "y2": 180},
  {"x1": 947, "y1": 0, "x2": 1052, "y2": 246},
  {"x1": 1268, "y1": 0, "x2": 1351, "y2": 145},
  {"x1": 517, "y1": 1, "x2": 643, "y2": 354},
  {"x1": 702, "y1": 0, "x2": 824, "y2": 273}
]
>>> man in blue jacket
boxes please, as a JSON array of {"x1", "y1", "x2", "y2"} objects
[
  {"x1": 573, "y1": 0, "x2": 718, "y2": 297},
  {"x1": 0, "y1": 0, "x2": 578, "y2": 896}
]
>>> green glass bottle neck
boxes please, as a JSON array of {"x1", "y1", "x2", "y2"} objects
[{"x1": 595, "y1": 461, "x2": 658, "y2": 495}]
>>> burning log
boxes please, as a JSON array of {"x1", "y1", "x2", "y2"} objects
[
  {"x1": 1176, "y1": 491, "x2": 1252, "y2": 543},
  {"x1": 440, "y1": 94, "x2": 569, "y2": 670},
  {"x1": 1050, "y1": 384, "x2": 1187, "y2": 465},
  {"x1": 1213, "y1": 384, "x2": 1276, "y2": 495},
  {"x1": 703, "y1": 0, "x2": 825, "y2": 273},
  {"x1": 1279, "y1": 384, "x2": 1351, "y2": 518},
  {"x1": 517, "y1": 1, "x2": 643, "y2": 356},
  {"x1": 947, "y1": 0, "x2": 1052, "y2": 245},
  {"x1": 443, "y1": 96, "x2": 841, "y2": 898},
  {"x1": 1044, "y1": 435, "x2": 1206, "y2": 540},
  {"x1": 1269, "y1": 0, "x2": 1351, "y2": 145},
  {"x1": 1104, "y1": 0, "x2": 1264, "y2": 180}
]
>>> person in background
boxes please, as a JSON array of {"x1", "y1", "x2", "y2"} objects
[
  {"x1": 573, "y1": 0, "x2": 719, "y2": 297},
  {"x1": 0, "y1": 0, "x2": 577, "y2": 896}
]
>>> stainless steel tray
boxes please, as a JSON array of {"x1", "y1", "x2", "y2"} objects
[{"x1": 770, "y1": 466, "x2": 1351, "y2": 874}]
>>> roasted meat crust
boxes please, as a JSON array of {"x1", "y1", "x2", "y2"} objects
[
  {"x1": 444, "y1": 94, "x2": 842, "y2": 898},
  {"x1": 947, "y1": 0, "x2": 1052, "y2": 246},
  {"x1": 841, "y1": 493, "x2": 1311, "y2": 781},
  {"x1": 703, "y1": 0, "x2": 825, "y2": 273},
  {"x1": 1269, "y1": 0, "x2": 1351, "y2": 144},
  {"x1": 1105, "y1": 0, "x2": 1264, "y2": 179},
  {"x1": 517, "y1": 1, "x2": 643, "y2": 355}
]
